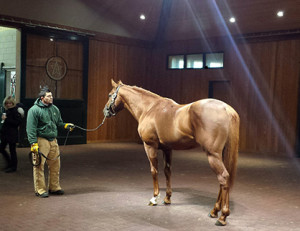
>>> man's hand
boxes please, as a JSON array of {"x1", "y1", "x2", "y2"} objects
[
  {"x1": 31, "y1": 143, "x2": 39, "y2": 154},
  {"x1": 64, "y1": 123, "x2": 75, "y2": 132}
]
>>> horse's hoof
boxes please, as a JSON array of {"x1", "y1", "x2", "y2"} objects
[
  {"x1": 215, "y1": 219, "x2": 226, "y2": 226},
  {"x1": 148, "y1": 201, "x2": 157, "y2": 206},
  {"x1": 208, "y1": 213, "x2": 218, "y2": 218},
  {"x1": 148, "y1": 193, "x2": 160, "y2": 206},
  {"x1": 162, "y1": 201, "x2": 171, "y2": 206}
]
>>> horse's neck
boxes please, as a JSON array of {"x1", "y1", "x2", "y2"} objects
[{"x1": 120, "y1": 86, "x2": 160, "y2": 121}]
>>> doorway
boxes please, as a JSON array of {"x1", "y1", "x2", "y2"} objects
[{"x1": 208, "y1": 80, "x2": 232, "y2": 104}]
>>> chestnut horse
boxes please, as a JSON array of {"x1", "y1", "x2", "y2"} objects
[{"x1": 103, "y1": 80, "x2": 240, "y2": 226}]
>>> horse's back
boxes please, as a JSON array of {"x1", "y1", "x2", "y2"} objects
[{"x1": 190, "y1": 98, "x2": 236, "y2": 122}]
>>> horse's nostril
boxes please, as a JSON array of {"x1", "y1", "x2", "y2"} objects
[{"x1": 103, "y1": 107, "x2": 111, "y2": 117}]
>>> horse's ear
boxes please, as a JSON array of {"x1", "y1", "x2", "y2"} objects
[
  {"x1": 118, "y1": 80, "x2": 123, "y2": 85},
  {"x1": 111, "y1": 79, "x2": 118, "y2": 87}
]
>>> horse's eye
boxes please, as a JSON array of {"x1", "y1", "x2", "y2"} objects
[{"x1": 108, "y1": 94, "x2": 112, "y2": 97}]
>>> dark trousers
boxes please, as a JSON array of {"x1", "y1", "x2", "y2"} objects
[{"x1": 0, "y1": 139, "x2": 17, "y2": 170}]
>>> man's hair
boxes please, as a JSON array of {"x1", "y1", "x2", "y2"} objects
[{"x1": 38, "y1": 86, "x2": 51, "y2": 99}]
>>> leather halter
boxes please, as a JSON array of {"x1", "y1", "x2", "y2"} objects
[{"x1": 103, "y1": 85, "x2": 122, "y2": 117}]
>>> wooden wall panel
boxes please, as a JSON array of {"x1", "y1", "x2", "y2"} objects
[
  {"x1": 26, "y1": 35, "x2": 55, "y2": 66},
  {"x1": 230, "y1": 42, "x2": 279, "y2": 153},
  {"x1": 87, "y1": 40, "x2": 151, "y2": 142},
  {"x1": 272, "y1": 40, "x2": 300, "y2": 153},
  {"x1": 147, "y1": 37, "x2": 300, "y2": 156},
  {"x1": 56, "y1": 41, "x2": 83, "y2": 71},
  {"x1": 25, "y1": 34, "x2": 83, "y2": 99},
  {"x1": 87, "y1": 41, "x2": 114, "y2": 142},
  {"x1": 86, "y1": 34, "x2": 300, "y2": 156}
]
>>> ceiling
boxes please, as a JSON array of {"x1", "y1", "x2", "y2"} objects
[
  {"x1": 0, "y1": 0, "x2": 300, "y2": 41},
  {"x1": 81, "y1": 0, "x2": 300, "y2": 41}
]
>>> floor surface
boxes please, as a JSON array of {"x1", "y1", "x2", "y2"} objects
[{"x1": 0, "y1": 143, "x2": 300, "y2": 231}]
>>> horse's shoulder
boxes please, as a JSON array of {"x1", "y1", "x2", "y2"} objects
[{"x1": 138, "y1": 118, "x2": 158, "y2": 142}]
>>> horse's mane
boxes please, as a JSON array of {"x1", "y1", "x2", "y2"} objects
[
  {"x1": 127, "y1": 85, "x2": 162, "y2": 100},
  {"x1": 119, "y1": 82, "x2": 178, "y2": 104}
]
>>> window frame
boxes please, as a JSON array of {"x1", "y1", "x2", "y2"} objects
[
  {"x1": 167, "y1": 54, "x2": 185, "y2": 70},
  {"x1": 205, "y1": 52, "x2": 224, "y2": 69},
  {"x1": 167, "y1": 52, "x2": 224, "y2": 70},
  {"x1": 186, "y1": 53, "x2": 204, "y2": 69}
]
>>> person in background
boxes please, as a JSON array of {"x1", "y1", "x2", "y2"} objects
[
  {"x1": 26, "y1": 86, "x2": 74, "y2": 198},
  {"x1": 0, "y1": 96, "x2": 22, "y2": 173}
]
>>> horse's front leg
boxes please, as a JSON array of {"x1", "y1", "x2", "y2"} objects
[
  {"x1": 143, "y1": 143, "x2": 160, "y2": 206},
  {"x1": 162, "y1": 148, "x2": 172, "y2": 205}
]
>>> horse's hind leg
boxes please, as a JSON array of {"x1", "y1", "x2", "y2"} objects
[
  {"x1": 207, "y1": 151, "x2": 230, "y2": 226},
  {"x1": 209, "y1": 186, "x2": 222, "y2": 218},
  {"x1": 216, "y1": 185, "x2": 230, "y2": 226},
  {"x1": 162, "y1": 148, "x2": 172, "y2": 205}
]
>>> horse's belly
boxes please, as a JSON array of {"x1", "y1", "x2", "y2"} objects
[{"x1": 159, "y1": 135, "x2": 198, "y2": 150}]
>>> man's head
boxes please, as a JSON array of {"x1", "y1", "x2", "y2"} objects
[{"x1": 39, "y1": 86, "x2": 53, "y2": 105}]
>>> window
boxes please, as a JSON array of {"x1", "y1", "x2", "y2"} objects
[
  {"x1": 206, "y1": 53, "x2": 224, "y2": 68},
  {"x1": 168, "y1": 52, "x2": 224, "y2": 70},
  {"x1": 168, "y1": 55, "x2": 184, "y2": 69},
  {"x1": 187, "y1": 54, "x2": 203, "y2": 69}
]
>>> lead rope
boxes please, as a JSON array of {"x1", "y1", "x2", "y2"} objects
[
  {"x1": 73, "y1": 116, "x2": 107, "y2": 132},
  {"x1": 29, "y1": 84, "x2": 121, "y2": 166},
  {"x1": 29, "y1": 116, "x2": 108, "y2": 166}
]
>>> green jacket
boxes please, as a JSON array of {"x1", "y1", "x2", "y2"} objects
[{"x1": 26, "y1": 98, "x2": 66, "y2": 144}]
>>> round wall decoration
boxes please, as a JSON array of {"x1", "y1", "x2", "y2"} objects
[{"x1": 46, "y1": 56, "x2": 68, "y2": 81}]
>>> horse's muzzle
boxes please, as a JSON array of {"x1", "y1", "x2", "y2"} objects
[{"x1": 103, "y1": 105, "x2": 115, "y2": 118}]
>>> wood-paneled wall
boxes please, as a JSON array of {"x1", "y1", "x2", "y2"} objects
[
  {"x1": 86, "y1": 33, "x2": 300, "y2": 156},
  {"x1": 87, "y1": 39, "x2": 151, "y2": 142},
  {"x1": 26, "y1": 34, "x2": 83, "y2": 99},
  {"x1": 147, "y1": 37, "x2": 300, "y2": 156}
]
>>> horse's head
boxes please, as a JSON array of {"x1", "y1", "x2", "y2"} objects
[{"x1": 103, "y1": 79, "x2": 124, "y2": 118}]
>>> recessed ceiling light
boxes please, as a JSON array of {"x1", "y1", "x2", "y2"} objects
[
  {"x1": 277, "y1": 11, "x2": 284, "y2": 17},
  {"x1": 229, "y1": 17, "x2": 236, "y2": 23},
  {"x1": 140, "y1": 14, "x2": 146, "y2": 20}
]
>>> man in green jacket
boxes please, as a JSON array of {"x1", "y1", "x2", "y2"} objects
[{"x1": 26, "y1": 86, "x2": 74, "y2": 198}]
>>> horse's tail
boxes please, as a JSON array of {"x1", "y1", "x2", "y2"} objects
[{"x1": 223, "y1": 107, "x2": 240, "y2": 189}]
